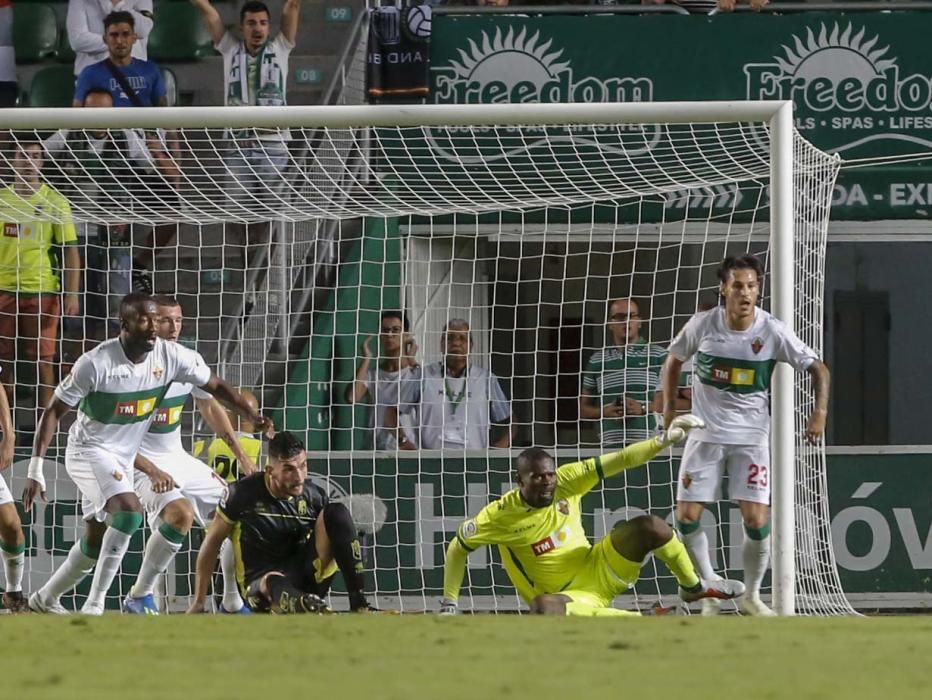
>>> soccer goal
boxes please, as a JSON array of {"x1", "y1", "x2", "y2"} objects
[{"x1": 1, "y1": 101, "x2": 851, "y2": 615}]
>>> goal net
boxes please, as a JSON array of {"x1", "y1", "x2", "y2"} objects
[{"x1": 0, "y1": 102, "x2": 852, "y2": 615}]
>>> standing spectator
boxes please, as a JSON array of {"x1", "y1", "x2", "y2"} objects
[
  {"x1": 44, "y1": 88, "x2": 178, "y2": 340},
  {"x1": 580, "y1": 298, "x2": 689, "y2": 448},
  {"x1": 346, "y1": 310, "x2": 419, "y2": 450},
  {"x1": 67, "y1": 0, "x2": 153, "y2": 77},
  {"x1": 390, "y1": 319, "x2": 513, "y2": 450},
  {"x1": 191, "y1": 0, "x2": 301, "y2": 314},
  {"x1": 0, "y1": 0, "x2": 16, "y2": 108},
  {"x1": 73, "y1": 11, "x2": 166, "y2": 108},
  {"x1": 0, "y1": 137, "x2": 80, "y2": 411}
]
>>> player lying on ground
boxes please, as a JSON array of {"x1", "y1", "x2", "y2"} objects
[
  {"x1": 23, "y1": 293, "x2": 271, "y2": 615},
  {"x1": 188, "y1": 431, "x2": 375, "y2": 614},
  {"x1": 125, "y1": 294, "x2": 263, "y2": 615},
  {"x1": 0, "y1": 372, "x2": 25, "y2": 612},
  {"x1": 441, "y1": 415, "x2": 744, "y2": 616}
]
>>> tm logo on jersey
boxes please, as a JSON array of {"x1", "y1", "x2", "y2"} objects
[
  {"x1": 152, "y1": 406, "x2": 183, "y2": 425},
  {"x1": 531, "y1": 526, "x2": 571, "y2": 556},
  {"x1": 711, "y1": 366, "x2": 755, "y2": 386},
  {"x1": 116, "y1": 398, "x2": 157, "y2": 417}
]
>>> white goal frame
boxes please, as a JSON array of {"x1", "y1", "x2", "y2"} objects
[{"x1": 1, "y1": 100, "x2": 802, "y2": 615}]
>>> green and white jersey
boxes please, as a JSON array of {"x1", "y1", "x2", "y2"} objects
[
  {"x1": 139, "y1": 381, "x2": 211, "y2": 457},
  {"x1": 669, "y1": 307, "x2": 818, "y2": 445},
  {"x1": 55, "y1": 337, "x2": 212, "y2": 465},
  {"x1": 582, "y1": 339, "x2": 666, "y2": 446}
]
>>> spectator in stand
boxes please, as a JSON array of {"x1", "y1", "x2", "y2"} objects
[
  {"x1": 0, "y1": 0, "x2": 16, "y2": 108},
  {"x1": 346, "y1": 311, "x2": 419, "y2": 450},
  {"x1": 44, "y1": 88, "x2": 179, "y2": 341},
  {"x1": 388, "y1": 319, "x2": 514, "y2": 451},
  {"x1": 68, "y1": 0, "x2": 153, "y2": 78},
  {"x1": 0, "y1": 137, "x2": 80, "y2": 412},
  {"x1": 191, "y1": 0, "x2": 302, "y2": 316}
]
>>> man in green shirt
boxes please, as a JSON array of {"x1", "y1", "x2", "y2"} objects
[
  {"x1": 580, "y1": 298, "x2": 688, "y2": 448},
  {"x1": 0, "y1": 137, "x2": 80, "y2": 410}
]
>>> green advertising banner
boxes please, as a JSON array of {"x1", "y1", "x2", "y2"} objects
[{"x1": 429, "y1": 12, "x2": 932, "y2": 221}]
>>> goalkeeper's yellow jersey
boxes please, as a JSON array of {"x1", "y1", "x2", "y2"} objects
[
  {"x1": 455, "y1": 457, "x2": 607, "y2": 601},
  {"x1": 193, "y1": 432, "x2": 262, "y2": 482}
]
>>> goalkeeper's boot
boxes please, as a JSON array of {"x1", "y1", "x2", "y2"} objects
[
  {"x1": 648, "y1": 600, "x2": 688, "y2": 616},
  {"x1": 28, "y1": 590, "x2": 69, "y2": 615},
  {"x1": 679, "y1": 577, "x2": 745, "y2": 604},
  {"x1": 739, "y1": 592, "x2": 777, "y2": 617},
  {"x1": 2, "y1": 591, "x2": 30, "y2": 614},
  {"x1": 122, "y1": 593, "x2": 160, "y2": 615}
]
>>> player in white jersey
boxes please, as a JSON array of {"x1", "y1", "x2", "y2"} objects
[
  {"x1": 22, "y1": 293, "x2": 272, "y2": 615},
  {"x1": 661, "y1": 256, "x2": 830, "y2": 616},
  {"x1": 124, "y1": 295, "x2": 259, "y2": 615},
  {"x1": 0, "y1": 367, "x2": 27, "y2": 612}
]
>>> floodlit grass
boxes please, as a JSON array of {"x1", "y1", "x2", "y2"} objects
[{"x1": 1, "y1": 615, "x2": 930, "y2": 699}]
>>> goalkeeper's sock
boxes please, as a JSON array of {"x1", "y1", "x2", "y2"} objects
[
  {"x1": 220, "y1": 538, "x2": 245, "y2": 612},
  {"x1": 131, "y1": 523, "x2": 184, "y2": 598},
  {"x1": 677, "y1": 520, "x2": 718, "y2": 582},
  {"x1": 84, "y1": 513, "x2": 142, "y2": 610},
  {"x1": 323, "y1": 502, "x2": 369, "y2": 610},
  {"x1": 0, "y1": 540, "x2": 25, "y2": 592},
  {"x1": 743, "y1": 524, "x2": 772, "y2": 595},
  {"x1": 654, "y1": 534, "x2": 700, "y2": 590},
  {"x1": 41, "y1": 539, "x2": 98, "y2": 601}
]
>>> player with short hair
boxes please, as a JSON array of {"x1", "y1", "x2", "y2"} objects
[
  {"x1": 188, "y1": 431, "x2": 373, "y2": 614},
  {"x1": 23, "y1": 292, "x2": 271, "y2": 615},
  {"x1": 440, "y1": 416, "x2": 745, "y2": 616},
  {"x1": 0, "y1": 372, "x2": 25, "y2": 612},
  {"x1": 123, "y1": 295, "x2": 261, "y2": 615},
  {"x1": 661, "y1": 255, "x2": 830, "y2": 616}
]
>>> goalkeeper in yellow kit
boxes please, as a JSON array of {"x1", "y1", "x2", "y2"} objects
[{"x1": 441, "y1": 415, "x2": 745, "y2": 616}]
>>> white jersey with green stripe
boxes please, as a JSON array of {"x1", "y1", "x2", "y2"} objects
[
  {"x1": 55, "y1": 337, "x2": 212, "y2": 465},
  {"x1": 669, "y1": 306, "x2": 818, "y2": 445},
  {"x1": 139, "y1": 381, "x2": 211, "y2": 457}
]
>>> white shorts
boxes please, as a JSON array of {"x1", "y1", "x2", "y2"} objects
[
  {"x1": 66, "y1": 447, "x2": 136, "y2": 522},
  {"x1": 135, "y1": 450, "x2": 227, "y2": 527},
  {"x1": 676, "y1": 439, "x2": 771, "y2": 505},
  {"x1": 0, "y1": 472, "x2": 12, "y2": 506}
]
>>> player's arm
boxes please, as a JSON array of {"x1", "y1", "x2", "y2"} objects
[
  {"x1": 188, "y1": 514, "x2": 234, "y2": 613},
  {"x1": 805, "y1": 360, "x2": 830, "y2": 443},
  {"x1": 133, "y1": 453, "x2": 177, "y2": 494},
  {"x1": 195, "y1": 397, "x2": 257, "y2": 476},
  {"x1": 441, "y1": 507, "x2": 502, "y2": 614},
  {"x1": 661, "y1": 354, "x2": 685, "y2": 429},
  {"x1": 0, "y1": 382, "x2": 14, "y2": 470},
  {"x1": 200, "y1": 374, "x2": 273, "y2": 437},
  {"x1": 189, "y1": 0, "x2": 226, "y2": 44},
  {"x1": 23, "y1": 398, "x2": 73, "y2": 509},
  {"x1": 281, "y1": 0, "x2": 301, "y2": 45}
]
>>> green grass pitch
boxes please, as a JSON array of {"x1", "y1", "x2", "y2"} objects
[{"x1": 2, "y1": 615, "x2": 930, "y2": 699}]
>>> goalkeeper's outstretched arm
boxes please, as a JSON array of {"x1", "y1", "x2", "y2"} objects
[{"x1": 441, "y1": 537, "x2": 471, "y2": 613}]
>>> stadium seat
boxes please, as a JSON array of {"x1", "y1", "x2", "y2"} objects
[
  {"x1": 25, "y1": 65, "x2": 75, "y2": 108},
  {"x1": 13, "y1": 3, "x2": 59, "y2": 64},
  {"x1": 148, "y1": 3, "x2": 215, "y2": 62},
  {"x1": 161, "y1": 66, "x2": 179, "y2": 107}
]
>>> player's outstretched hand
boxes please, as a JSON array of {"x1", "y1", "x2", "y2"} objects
[
  {"x1": 805, "y1": 410, "x2": 826, "y2": 444},
  {"x1": 149, "y1": 466, "x2": 178, "y2": 494},
  {"x1": 22, "y1": 478, "x2": 46, "y2": 511},
  {"x1": 663, "y1": 414, "x2": 705, "y2": 445},
  {"x1": 439, "y1": 599, "x2": 458, "y2": 616},
  {"x1": 255, "y1": 415, "x2": 275, "y2": 438}
]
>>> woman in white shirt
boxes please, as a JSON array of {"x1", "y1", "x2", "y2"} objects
[{"x1": 67, "y1": 0, "x2": 154, "y2": 76}]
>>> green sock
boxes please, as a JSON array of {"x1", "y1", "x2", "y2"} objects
[{"x1": 655, "y1": 535, "x2": 701, "y2": 590}]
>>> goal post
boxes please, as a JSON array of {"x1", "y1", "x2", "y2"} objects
[{"x1": 0, "y1": 101, "x2": 849, "y2": 615}]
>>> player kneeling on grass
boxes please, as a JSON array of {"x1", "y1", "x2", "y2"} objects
[
  {"x1": 124, "y1": 295, "x2": 264, "y2": 615},
  {"x1": 440, "y1": 415, "x2": 744, "y2": 616},
  {"x1": 188, "y1": 431, "x2": 374, "y2": 614}
]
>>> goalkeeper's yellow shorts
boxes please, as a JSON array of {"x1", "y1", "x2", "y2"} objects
[{"x1": 560, "y1": 536, "x2": 642, "y2": 616}]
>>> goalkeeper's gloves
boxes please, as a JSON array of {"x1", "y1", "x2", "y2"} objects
[
  {"x1": 660, "y1": 414, "x2": 705, "y2": 446},
  {"x1": 439, "y1": 599, "x2": 458, "y2": 615}
]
